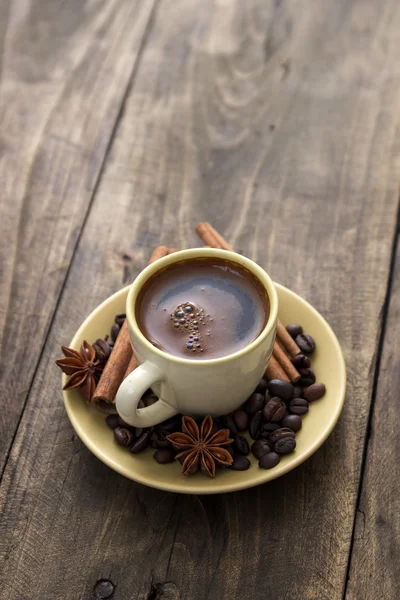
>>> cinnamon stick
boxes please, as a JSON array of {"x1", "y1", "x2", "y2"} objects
[
  {"x1": 276, "y1": 320, "x2": 301, "y2": 358},
  {"x1": 149, "y1": 245, "x2": 170, "y2": 263},
  {"x1": 94, "y1": 400, "x2": 118, "y2": 414},
  {"x1": 195, "y1": 222, "x2": 234, "y2": 251},
  {"x1": 93, "y1": 245, "x2": 171, "y2": 405},
  {"x1": 209, "y1": 224, "x2": 234, "y2": 252},
  {"x1": 272, "y1": 342, "x2": 300, "y2": 383},
  {"x1": 124, "y1": 353, "x2": 138, "y2": 379},
  {"x1": 92, "y1": 320, "x2": 133, "y2": 405},
  {"x1": 194, "y1": 223, "x2": 302, "y2": 374},
  {"x1": 265, "y1": 354, "x2": 289, "y2": 381}
]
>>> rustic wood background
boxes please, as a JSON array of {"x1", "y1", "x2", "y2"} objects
[{"x1": 1, "y1": 0, "x2": 399, "y2": 598}]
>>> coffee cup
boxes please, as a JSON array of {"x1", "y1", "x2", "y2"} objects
[{"x1": 116, "y1": 248, "x2": 278, "y2": 427}]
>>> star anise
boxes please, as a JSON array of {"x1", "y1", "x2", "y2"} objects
[
  {"x1": 55, "y1": 341, "x2": 105, "y2": 402},
  {"x1": 167, "y1": 416, "x2": 233, "y2": 477}
]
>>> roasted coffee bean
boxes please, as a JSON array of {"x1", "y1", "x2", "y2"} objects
[
  {"x1": 267, "y1": 379, "x2": 294, "y2": 402},
  {"x1": 134, "y1": 427, "x2": 144, "y2": 438},
  {"x1": 118, "y1": 416, "x2": 134, "y2": 429},
  {"x1": 249, "y1": 410, "x2": 263, "y2": 440},
  {"x1": 259, "y1": 452, "x2": 280, "y2": 469},
  {"x1": 153, "y1": 448, "x2": 175, "y2": 464},
  {"x1": 244, "y1": 392, "x2": 265, "y2": 414},
  {"x1": 231, "y1": 456, "x2": 251, "y2": 471},
  {"x1": 292, "y1": 354, "x2": 311, "y2": 369},
  {"x1": 304, "y1": 382, "x2": 326, "y2": 402},
  {"x1": 114, "y1": 427, "x2": 134, "y2": 447},
  {"x1": 151, "y1": 430, "x2": 171, "y2": 449},
  {"x1": 226, "y1": 445, "x2": 235, "y2": 458},
  {"x1": 233, "y1": 409, "x2": 249, "y2": 432},
  {"x1": 261, "y1": 422, "x2": 280, "y2": 436},
  {"x1": 281, "y1": 408, "x2": 289, "y2": 420},
  {"x1": 251, "y1": 439, "x2": 271, "y2": 459},
  {"x1": 282, "y1": 414, "x2": 302, "y2": 432},
  {"x1": 286, "y1": 324, "x2": 303, "y2": 339},
  {"x1": 292, "y1": 385, "x2": 304, "y2": 399},
  {"x1": 111, "y1": 323, "x2": 121, "y2": 342},
  {"x1": 143, "y1": 393, "x2": 158, "y2": 407},
  {"x1": 130, "y1": 432, "x2": 150, "y2": 453},
  {"x1": 295, "y1": 333, "x2": 316, "y2": 354},
  {"x1": 155, "y1": 414, "x2": 182, "y2": 432},
  {"x1": 220, "y1": 415, "x2": 238, "y2": 436},
  {"x1": 114, "y1": 312, "x2": 126, "y2": 327},
  {"x1": 275, "y1": 437, "x2": 296, "y2": 455},
  {"x1": 255, "y1": 377, "x2": 268, "y2": 395},
  {"x1": 299, "y1": 368, "x2": 316, "y2": 387},
  {"x1": 93, "y1": 338, "x2": 112, "y2": 361},
  {"x1": 268, "y1": 428, "x2": 296, "y2": 446},
  {"x1": 289, "y1": 397, "x2": 309, "y2": 415},
  {"x1": 263, "y1": 397, "x2": 287, "y2": 422},
  {"x1": 105, "y1": 414, "x2": 119, "y2": 429},
  {"x1": 234, "y1": 435, "x2": 250, "y2": 456}
]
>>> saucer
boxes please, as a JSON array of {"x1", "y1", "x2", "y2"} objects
[{"x1": 62, "y1": 285, "x2": 346, "y2": 494}]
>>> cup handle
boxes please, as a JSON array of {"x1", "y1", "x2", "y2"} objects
[{"x1": 115, "y1": 361, "x2": 178, "y2": 427}]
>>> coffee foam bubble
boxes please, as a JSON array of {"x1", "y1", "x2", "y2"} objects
[{"x1": 170, "y1": 302, "x2": 209, "y2": 355}]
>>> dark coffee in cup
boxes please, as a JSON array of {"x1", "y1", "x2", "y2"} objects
[{"x1": 135, "y1": 257, "x2": 269, "y2": 360}]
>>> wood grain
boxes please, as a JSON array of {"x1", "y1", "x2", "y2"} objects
[
  {"x1": 1, "y1": 0, "x2": 400, "y2": 598},
  {"x1": 346, "y1": 238, "x2": 400, "y2": 600},
  {"x1": 0, "y1": 0, "x2": 157, "y2": 473}
]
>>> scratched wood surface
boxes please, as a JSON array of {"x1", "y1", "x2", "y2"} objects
[
  {"x1": 346, "y1": 240, "x2": 400, "y2": 600},
  {"x1": 0, "y1": 0, "x2": 157, "y2": 474},
  {"x1": 0, "y1": 0, "x2": 400, "y2": 599}
]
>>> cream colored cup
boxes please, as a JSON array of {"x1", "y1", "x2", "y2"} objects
[{"x1": 116, "y1": 248, "x2": 278, "y2": 427}]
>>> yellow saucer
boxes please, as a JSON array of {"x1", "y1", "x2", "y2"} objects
[{"x1": 62, "y1": 284, "x2": 346, "y2": 494}]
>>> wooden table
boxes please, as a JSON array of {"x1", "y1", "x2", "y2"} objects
[{"x1": 1, "y1": 1, "x2": 399, "y2": 598}]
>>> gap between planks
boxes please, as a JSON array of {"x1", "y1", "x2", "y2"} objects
[
  {"x1": 342, "y1": 196, "x2": 400, "y2": 599},
  {"x1": 0, "y1": 0, "x2": 162, "y2": 485}
]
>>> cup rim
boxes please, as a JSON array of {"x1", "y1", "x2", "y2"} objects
[{"x1": 126, "y1": 248, "x2": 278, "y2": 366}]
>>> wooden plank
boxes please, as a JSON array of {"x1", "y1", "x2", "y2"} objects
[
  {"x1": 1, "y1": 0, "x2": 400, "y2": 598},
  {"x1": 346, "y1": 238, "x2": 400, "y2": 600},
  {"x1": 0, "y1": 0, "x2": 157, "y2": 473}
]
